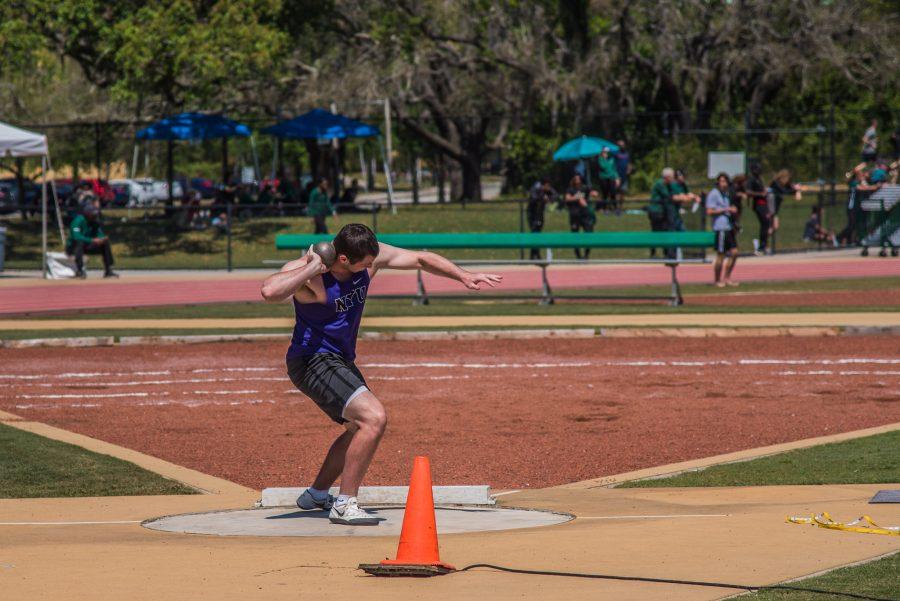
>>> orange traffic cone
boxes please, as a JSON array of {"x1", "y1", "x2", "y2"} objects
[{"x1": 358, "y1": 456, "x2": 456, "y2": 577}]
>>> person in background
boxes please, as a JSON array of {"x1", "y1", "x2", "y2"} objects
[
  {"x1": 308, "y1": 178, "x2": 336, "y2": 235},
  {"x1": 613, "y1": 140, "x2": 631, "y2": 212},
  {"x1": 564, "y1": 173, "x2": 596, "y2": 260},
  {"x1": 837, "y1": 164, "x2": 864, "y2": 246},
  {"x1": 668, "y1": 169, "x2": 702, "y2": 231},
  {"x1": 746, "y1": 162, "x2": 770, "y2": 255},
  {"x1": 861, "y1": 119, "x2": 878, "y2": 162},
  {"x1": 856, "y1": 163, "x2": 891, "y2": 256},
  {"x1": 259, "y1": 184, "x2": 279, "y2": 216},
  {"x1": 596, "y1": 147, "x2": 619, "y2": 214},
  {"x1": 527, "y1": 177, "x2": 557, "y2": 260},
  {"x1": 705, "y1": 172, "x2": 739, "y2": 287},
  {"x1": 67, "y1": 204, "x2": 117, "y2": 279},
  {"x1": 768, "y1": 169, "x2": 808, "y2": 252},
  {"x1": 730, "y1": 174, "x2": 747, "y2": 235},
  {"x1": 647, "y1": 167, "x2": 675, "y2": 257},
  {"x1": 803, "y1": 207, "x2": 837, "y2": 247},
  {"x1": 890, "y1": 126, "x2": 900, "y2": 161},
  {"x1": 340, "y1": 179, "x2": 360, "y2": 206}
]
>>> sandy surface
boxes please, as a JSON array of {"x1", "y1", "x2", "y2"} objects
[{"x1": 1, "y1": 336, "x2": 897, "y2": 491}]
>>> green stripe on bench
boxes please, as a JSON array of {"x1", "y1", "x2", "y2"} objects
[{"x1": 276, "y1": 231, "x2": 714, "y2": 250}]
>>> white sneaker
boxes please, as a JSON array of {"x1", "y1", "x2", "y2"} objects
[
  {"x1": 296, "y1": 488, "x2": 334, "y2": 511},
  {"x1": 329, "y1": 497, "x2": 380, "y2": 525}
]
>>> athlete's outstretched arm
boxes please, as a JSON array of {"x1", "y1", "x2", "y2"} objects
[
  {"x1": 260, "y1": 246, "x2": 326, "y2": 302},
  {"x1": 373, "y1": 243, "x2": 502, "y2": 290}
]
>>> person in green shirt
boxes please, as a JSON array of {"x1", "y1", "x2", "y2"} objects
[
  {"x1": 596, "y1": 147, "x2": 619, "y2": 213},
  {"x1": 307, "y1": 178, "x2": 336, "y2": 234},
  {"x1": 647, "y1": 168, "x2": 675, "y2": 258},
  {"x1": 667, "y1": 169, "x2": 702, "y2": 231},
  {"x1": 66, "y1": 204, "x2": 116, "y2": 278}
]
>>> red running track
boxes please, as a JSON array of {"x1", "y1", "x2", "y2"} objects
[{"x1": 0, "y1": 255, "x2": 896, "y2": 315}]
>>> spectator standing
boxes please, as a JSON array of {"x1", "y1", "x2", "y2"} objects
[
  {"x1": 705, "y1": 173, "x2": 738, "y2": 287},
  {"x1": 66, "y1": 204, "x2": 117, "y2": 279},
  {"x1": 730, "y1": 174, "x2": 747, "y2": 235},
  {"x1": 837, "y1": 164, "x2": 864, "y2": 246},
  {"x1": 861, "y1": 119, "x2": 878, "y2": 162},
  {"x1": 308, "y1": 178, "x2": 336, "y2": 234},
  {"x1": 596, "y1": 147, "x2": 619, "y2": 213},
  {"x1": 856, "y1": 163, "x2": 890, "y2": 255},
  {"x1": 647, "y1": 167, "x2": 675, "y2": 257},
  {"x1": 564, "y1": 174, "x2": 596, "y2": 259},
  {"x1": 613, "y1": 140, "x2": 631, "y2": 211},
  {"x1": 527, "y1": 178, "x2": 557, "y2": 260},
  {"x1": 768, "y1": 169, "x2": 807, "y2": 251},
  {"x1": 668, "y1": 169, "x2": 701, "y2": 231},
  {"x1": 745, "y1": 163, "x2": 770, "y2": 255}
]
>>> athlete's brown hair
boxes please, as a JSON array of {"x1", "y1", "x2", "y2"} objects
[{"x1": 333, "y1": 223, "x2": 379, "y2": 264}]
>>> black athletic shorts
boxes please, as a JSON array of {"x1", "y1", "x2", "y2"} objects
[
  {"x1": 287, "y1": 353, "x2": 369, "y2": 424},
  {"x1": 715, "y1": 230, "x2": 737, "y2": 253}
]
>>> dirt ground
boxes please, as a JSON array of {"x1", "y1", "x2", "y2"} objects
[
  {"x1": 1, "y1": 336, "x2": 898, "y2": 491},
  {"x1": 688, "y1": 287, "x2": 900, "y2": 307}
]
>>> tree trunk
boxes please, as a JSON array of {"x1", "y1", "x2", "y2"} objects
[{"x1": 460, "y1": 156, "x2": 482, "y2": 203}]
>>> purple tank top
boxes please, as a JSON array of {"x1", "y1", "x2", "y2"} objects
[{"x1": 287, "y1": 270, "x2": 370, "y2": 361}]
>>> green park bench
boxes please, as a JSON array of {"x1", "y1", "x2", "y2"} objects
[{"x1": 275, "y1": 231, "x2": 714, "y2": 306}]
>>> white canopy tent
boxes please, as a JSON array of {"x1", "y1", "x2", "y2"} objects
[{"x1": 0, "y1": 121, "x2": 61, "y2": 277}]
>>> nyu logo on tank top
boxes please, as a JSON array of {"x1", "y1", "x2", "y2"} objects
[{"x1": 287, "y1": 270, "x2": 370, "y2": 361}]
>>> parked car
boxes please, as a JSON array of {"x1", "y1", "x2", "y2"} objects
[
  {"x1": 134, "y1": 178, "x2": 184, "y2": 202},
  {"x1": 0, "y1": 178, "x2": 41, "y2": 215},
  {"x1": 109, "y1": 179, "x2": 156, "y2": 207}
]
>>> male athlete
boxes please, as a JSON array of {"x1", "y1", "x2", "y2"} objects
[{"x1": 260, "y1": 224, "x2": 502, "y2": 524}]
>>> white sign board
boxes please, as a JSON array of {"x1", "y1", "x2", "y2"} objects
[
  {"x1": 241, "y1": 166, "x2": 256, "y2": 184},
  {"x1": 708, "y1": 151, "x2": 745, "y2": 179}
]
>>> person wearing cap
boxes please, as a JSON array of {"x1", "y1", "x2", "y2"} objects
[
  {"x1": 596, "y1": 147, "x2": 619, "y2": 214},
  {"x1": 66, "y1": 204, "x2": 117, "y2": 278}
]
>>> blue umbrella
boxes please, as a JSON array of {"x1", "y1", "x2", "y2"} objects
[{"x1": 553, "y1": 136, "x2": 619, "y2": 161}]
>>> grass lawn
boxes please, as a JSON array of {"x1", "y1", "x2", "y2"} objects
[
  {"x1": 618, "y1": 431, "x2": 900, "y2": 488},
  {"x1": 746, "y1": 552, "x2": 898, "y2": 600},
  {"x1": 1, "y1": 194, "x2": 833, "y2": 269},
  {"x1": 0, "y1": 423, "x2": 197, "y2": 498}
]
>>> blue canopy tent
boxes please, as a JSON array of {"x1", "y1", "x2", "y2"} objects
[
  {"x1": 262, "y1": 109, "x2": 393, "y2": 210},
  {"x1": 553, "y1": 136, "x2": 620, "y2": 187},
  {"x1": 135, "y1": 112, "x2": 254, "y2": 204}
]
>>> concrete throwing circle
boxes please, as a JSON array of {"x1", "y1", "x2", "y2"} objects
[{"x1": 143, "y1": 506, "x2": 572, "y2": 537}]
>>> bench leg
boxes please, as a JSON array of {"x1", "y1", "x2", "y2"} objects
[
  {"x1": 669, "y1": 264, "x2": 684, "y2": 307},
  {"x1": 414, "y1": 269, "x2": 430, "y2": 305},
  {"x1": 540, "y1": 263, "x2": 554, "y2": 305}
]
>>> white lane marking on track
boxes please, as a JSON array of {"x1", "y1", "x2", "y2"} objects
[
  {"x1": 369, "y1": 375, "x2": 470, "y2": 381},
  {"x1": 14, "y1": 398, "x2": 282, "y2": 410},
  {"x1": 12, "y1": 377, "x2": 288, "y2": 389},
  {"x1": 779, "y1": 370, "x2": 900, "y2": 376},
  {"x1": 0, "y1": 521, "x2": 142, "y2": 526},
  {"x1": 182, "y1": 390, "x2": 259, "y2": 395},
  {"x1": 2, "y1": 358, "x2": 898, "y2": 382},
  {"x1": 578, "y1": 514, "x2": 730, "y2": 520},
  {"x1": 15, "y1": 392, "x2": 157, "y2": 399},
  {"x1": 191, "y1": 367, "x2": 278, "y2": 373}
]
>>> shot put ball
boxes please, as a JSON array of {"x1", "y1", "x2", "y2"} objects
[{"x1": 313, "y1": 241, "x2": 337, "y2": 268}]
